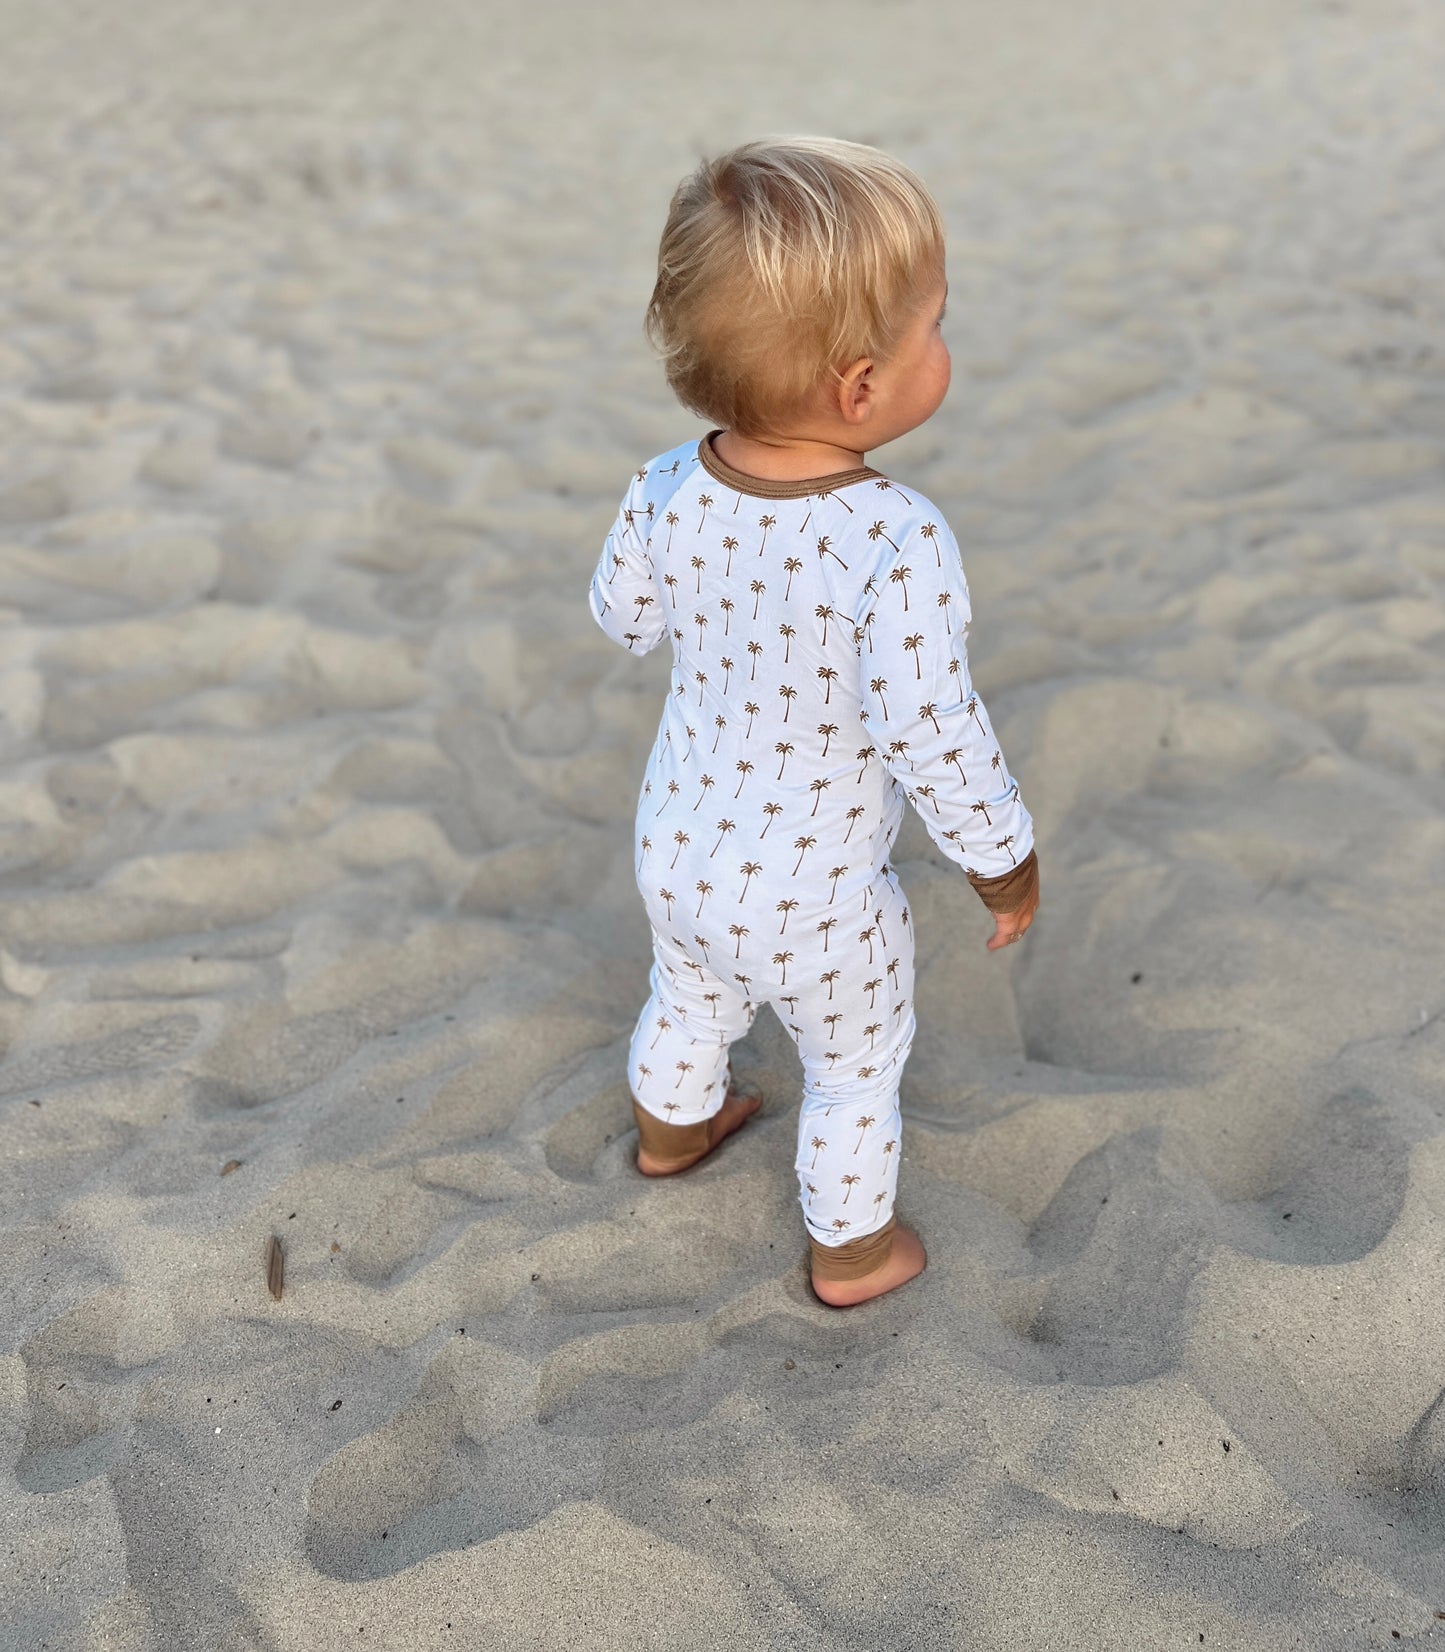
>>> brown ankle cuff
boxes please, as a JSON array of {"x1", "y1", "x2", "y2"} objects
[
  {"x1": 632, "y1": 1097, "x2": 711, "y2": 1167},
  {"x1": 809, "y1": 1215, "x2": 897, "y2": 1282}
]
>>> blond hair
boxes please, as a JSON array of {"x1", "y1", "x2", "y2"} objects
[{"x1": 645, "y1": 137, "x2": 945, "y2": 437}]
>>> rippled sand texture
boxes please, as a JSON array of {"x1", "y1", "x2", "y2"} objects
[{"x1": 3, "y1": 1, "x2": 1445, "y2": 1648}]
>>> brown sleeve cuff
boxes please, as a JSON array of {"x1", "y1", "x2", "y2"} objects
[{"x1": 967, "y1": 847, "x2": 1039, "y2": 915}]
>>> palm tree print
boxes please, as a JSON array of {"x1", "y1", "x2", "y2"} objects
[
  {"x1": 703, "y1": 991, "x2": 721, "y2": 1018},
  {"x1": 759, "y1": 514, "x2": 776, "y2": 554},
  {"x1": 657, "y1": 779, "x2": 680, "y2": 814},
  {"x1": 886, "y1": 957, "x2": 900, "y2": 987},
  {"x1": 693, "y1": 934, "x2": 711, "y2": 965},
  {"x1": 712, "y1": 819, "x2": 735, "y2": 856},
  {"x1": 806, "y1": 1182, "x2": 818, "y2": 1206},
  {"x1": 937, "y1": 590, "x2": 952, "y2": 631},
  {"x1": 966, "y1": 695, "x2": 985, "y2": 734},
  {"x1": 691, "y1": 556, "x2": 705, "y2": 593},
  {"x1": 761, "y1": 801, "x2": 783, "y2": 835},
  {"x1": 827, "y1": 863, "x2": 848, "y2": 902},
  {"x1": 853, "y1": 1114, "x2": 876, "y2": 1153},
  {"x1": 888, "y1": 564, "x2": 912, "y2": 611},
  {"x1": 903, "y1": 634, "x2": 925, "y2": 677},
  {"x1": 664, "y1": 511, "x2": 679, "y2": 552},
  {"x1": 887, "y1": 739, "x2": 912, "y2": 769},
  {"x1": 747, "y1": 640, "x2": 762, "y2": 679},
  {"x1": 869, "y1": 519, "x2": 902, "y2": 553},
  {"x1": 729, "y1": 923, "x2": 749, "y2": 955},
  {"x1": 865, "y1": 977, "x2": 882, "y2": 1009},
  {"x1": 859, "y1": 926, "x2": 876, "y2": 964},
  {"x1": 996, "y1": 835, "x2": 1017, "y2": 865},
  {"x1": 695, "y1": 669, "x2": 708, "y2": 706},
  {"x1": 783, "y1": 557, "x2": 802, "y2": 598},
  {"x1": 840, "y1": 1174, "x2": 861, "y2": 1204},
  {"x1": 744, "y1": 701, "x2": 761, "y2": 737},
  {"x1": 944, "y1": 749, "x2": 966, "y2": 785},
  {"x1": 659, "y1": 888, "x2": 675, "y2": 920},
  {"x1": 815, "y1": 604, "x2": 834, "y2": 644},
  {"x1": 809, "y1": 777, "x2": 831, "y2": 816},
  {"x1": 734, "y1": 760, "x2": 753, "y2": 797},
  {"x1": 712, "y1": 714, "x2": 727, "y2": 751},
  {"x1": 778, "y1": 683, "x2": 796, "y2": 722},
  {"x1": 675, "y1": 1061, "x2": 694, "y2": 1088},
  {"x1": 810, "y1": 1136, "x2": 827, "y2": 1169},
  {"x1": 720, "y1": 596, "x2": 734, "y2": 636},
  {"x1": 693, "y1": 774, "x2": 714, "y2": 810},
  {"x1": 739, "y1": 861, "x2": 763, "y2": 899},
  {"x1": 670, "y1": 830, "x2": 690, "y2": 866},
  {"x1": 831, "y1": 1218, "x2": 851, "y2": 1235},
  {"x1": 991, "y1": 750, "x2": 1003, "y2": 777},
  {"x1": 817, "y1": 665, "x2": 838, "y2": 703},
  {"x1": 793, "y1": 835, "x2": 816, "y2": 874},
  {"x1": 864, "y1": 1021, "x2": 881, "y2": 1049},
  {"x1": 919, "y1": 702, "x2": 941, "y2": 734},
  {"x1": 634, "y1": 593, "x2": 654, "y2": 624},
  {"x1": 877, "y1": 479, "x2": 913, "y2": 505},
  {"x1": 650, "y1": 1016, "x2": 671, "y2": 1049},
  {"x1": 821, "y1": 967, "x2": 841, "y2": 999},
  {"x1": 663, "y1": 572, "x2": 678, "y2": 606},
  {"x1": 914, "y1": 783, "x2": 940, "y2": 814},
  {"x1": 751, "y1": 580, "x2": 766, "y2": 620},
  {"x1": 696, "y1": 494, "x2": 713, "y2": 529},
  {"x1": 777, "y1": 897, "x2": 798, "y2": 933},
  {"x1": 775, "y1": 742, "x2": 794, "y2": 779},
  {"x1": 971, "y1": 798, "x2": 992, "y2": 826},
  {"x1": 637, "y1": 1063, "x2": 652, "y2": 1085},
  {"x1": 856, "y1": 746, "x2": 876, "y2": 782},
  {"x1": 818, "y1": 722, "x2": 839, "y2": 757},
  {"x1": 817, "y1": 916, "x2": 837, "y2": 951},
  {"x1": 779, "y1": 623, "x2": 795, "y2": 662},
  {"x1": 917, "y1": 518, "x2": 941, "y2": 562},
  {"x1": 722, "y1": 535, "x2": 738, "y2": 575},
  {"x1": 949, "y1": 658, "x2": 963, "y2": 700},
  {"x1": 869, "y1": 678, "x2": 889, "y2": 718},
  {"x1": 825, "y1": 1011, "x2": 843, "y2": 1040},
  {"x1": 875, "y1": 908, "x2": 888, "y2": 946},
  {"x1": 882, "y1": 1138, "x2": 897, "y2": 1175},
  {"x1": 773, "y1": 950, "x2": 793, "y2": 985}
]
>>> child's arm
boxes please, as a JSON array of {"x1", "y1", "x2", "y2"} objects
[
  {"x1": 855, "y1": 512, "x2": 1037, "y2": 924},
  {"x1": 587, "y1": 474, "x2": 668, "y2": 654}
]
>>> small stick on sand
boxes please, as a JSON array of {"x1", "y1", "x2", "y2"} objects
[
  {"x1": 265, "y1": 1234, "x2": 284, "y2": 1300},
  {"x1": 220, "y1": 1159, "x2": 241, "y2": 1176}
]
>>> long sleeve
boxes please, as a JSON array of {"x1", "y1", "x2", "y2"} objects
[
  {"x1": 853, "y1": 511, "x2": 1034, "y2": 883},
  {"x1": 588, "y1": 473, "x2": 668, "y2": 654}
]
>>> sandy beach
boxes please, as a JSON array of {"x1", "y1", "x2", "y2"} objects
[{"x1": 3, "y1": 0, "x2": 1445, "y2": 1646}]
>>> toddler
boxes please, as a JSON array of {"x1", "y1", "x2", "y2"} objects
[{"x1": 588, "y1": 137, "x2": 1039, "y2": 1307}]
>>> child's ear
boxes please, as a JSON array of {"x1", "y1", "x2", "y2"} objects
[{"x1": 835, "y1": 358, "x2": 874, "y2": 426}]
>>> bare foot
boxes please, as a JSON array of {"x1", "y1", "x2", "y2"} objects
[
  {"x1": 811, "y1": 1222, "x2": 927, "y2": 1307},
  {"x1": 636, "y1": 1085, "x2": 763, "y2": 1176}
]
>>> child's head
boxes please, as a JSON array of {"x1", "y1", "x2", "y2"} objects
[{"x1": 646, "y1": 137, "x2": 945, "y2": 439}]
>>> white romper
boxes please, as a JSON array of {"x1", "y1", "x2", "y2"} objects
[{"x1": 589, "y1": 433, "x2": 1034, "y2": 1249}]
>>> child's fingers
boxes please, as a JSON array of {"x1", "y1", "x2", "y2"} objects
[{"x1": 986, "y1": 909, "x2": 1034, "y2": 951}]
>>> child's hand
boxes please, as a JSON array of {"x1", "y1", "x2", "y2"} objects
[{"x1": 986, "y1": 891, "x2": 1037, "y2": 952}]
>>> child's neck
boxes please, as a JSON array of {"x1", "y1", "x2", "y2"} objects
[{"x1": 711, "y1": 427, "x2": 868, "y2": 482}]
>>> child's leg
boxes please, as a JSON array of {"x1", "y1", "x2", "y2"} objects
[
  {"x1": 628, "y1": 926, "x2": 760, "y2": 1171},
  {"x1": 790, "y1": 866, "x2": 926, "y2": 1302}
]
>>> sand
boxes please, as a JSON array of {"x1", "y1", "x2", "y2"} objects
[{"x1": 2, "y1": 0, "x2": 1445, "y2": 1647}]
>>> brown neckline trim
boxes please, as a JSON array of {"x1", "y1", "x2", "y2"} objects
[{"x1": 696, "y1": 431, "x2": 883, "y2": 500}]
